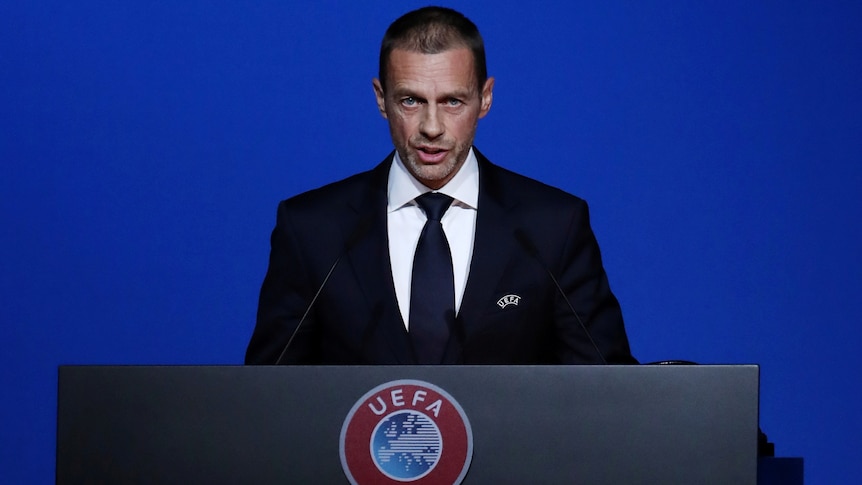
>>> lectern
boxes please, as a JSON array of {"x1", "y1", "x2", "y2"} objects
[{"x1": 57, "y1": 365, "x2": 759, "y2": 484}]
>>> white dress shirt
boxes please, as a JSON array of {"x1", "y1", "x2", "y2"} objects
[{"x1": 387, "y1": 149, "x2": 479, "y2": 330}]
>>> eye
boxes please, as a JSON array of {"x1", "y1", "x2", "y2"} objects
[
  {"x1": 446, "y1": 98, "x2": 462, "y2": 107},
  {"x1": 401, "y1": 97, "x2": 417, "y2": 107}
]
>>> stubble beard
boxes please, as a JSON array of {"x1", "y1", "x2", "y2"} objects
[{"x1": 398, "y1": 136, "x2": 473, "y2": 188}]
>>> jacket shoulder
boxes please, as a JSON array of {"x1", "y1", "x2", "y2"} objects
[{"x1": 480, "y1": 156, "x2": 588, "y2": 210}]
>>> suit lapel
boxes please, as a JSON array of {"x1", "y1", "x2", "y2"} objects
[
  {"x1": 345, "y1": 156, "x2": 415, "y2": 364},
  {"x1": 444, "y1": 153, "x2": 519, "y2": 363},
  {"x1": 343, "y1": 151, "x2": 518, "y2": 365}
]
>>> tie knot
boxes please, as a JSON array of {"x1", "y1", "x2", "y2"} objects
[{"x1": 415, "y1": 192, "x2": 454, "y2": 222}]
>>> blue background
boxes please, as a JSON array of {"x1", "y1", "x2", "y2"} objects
[{"x1": 2, "y1": 1, "x2": 860, "y2": 483}]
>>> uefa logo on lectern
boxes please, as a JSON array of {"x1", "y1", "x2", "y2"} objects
[{"x1": 339, "y1": 380, "x2": 473, "y2": 484}]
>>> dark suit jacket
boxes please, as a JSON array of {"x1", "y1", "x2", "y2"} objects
[{"x1": 246, "y1": 150, "x2": 636, "y2": 365}]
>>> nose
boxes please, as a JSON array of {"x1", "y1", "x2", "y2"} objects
[{"x1": 419, "y1": 104, "x2": 443, "y2": 140}]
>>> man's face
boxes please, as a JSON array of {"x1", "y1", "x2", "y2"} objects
[{"x1": 373, "y1": 48, "x2": 494, "y2": 189}]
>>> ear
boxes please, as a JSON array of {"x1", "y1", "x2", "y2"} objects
[
  {"x1": 478, "y1": 76, "x2": 494, "y2": 118},
  {"x1": 372, "y1": 79, "x2": 388, "y2": 119}
]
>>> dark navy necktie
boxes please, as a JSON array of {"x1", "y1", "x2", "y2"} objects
[{"x1": 409, "y1": 192, "x2": 455, "y2": 364}]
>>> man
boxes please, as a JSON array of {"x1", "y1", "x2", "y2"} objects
[{"x1": 246, "y1": 6, "x2": 636, "y2": 365}]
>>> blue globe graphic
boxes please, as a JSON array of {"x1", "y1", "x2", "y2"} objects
[{"x1": 371, "y1": 410, "x2": 442, "y2": 480}]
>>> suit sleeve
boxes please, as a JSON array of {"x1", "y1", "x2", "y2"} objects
[
  {"x1": 552, "y1": 200, "x2": 637, "y2": 364},
  {"x1": 245, "y1": 201, "x2": 319, "y2": 364}
]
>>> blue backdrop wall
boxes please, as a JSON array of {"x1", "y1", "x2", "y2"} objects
[{"x1": 2, "y1": 2, "x2": 860, "y2": 483}]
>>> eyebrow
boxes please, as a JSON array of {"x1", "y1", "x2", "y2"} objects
[{"x1": 391, "y1": 87, "x2": 475, "y2": 102}]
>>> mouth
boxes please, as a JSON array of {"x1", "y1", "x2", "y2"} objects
[{"x1": 415, "y1": 145, "x2": 450, "y2": 164}]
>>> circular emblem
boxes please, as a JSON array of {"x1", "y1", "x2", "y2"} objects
[{"x1": 340, "y1": 380, "x2": 473, "y2": 485}]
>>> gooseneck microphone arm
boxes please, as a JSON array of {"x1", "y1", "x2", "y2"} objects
[
  {"x1": 513, "y1": 229, "x2": 608, "y2": 365},
  {"x1": 273, "y1": 217, "x2": 373, "y2": 365}
]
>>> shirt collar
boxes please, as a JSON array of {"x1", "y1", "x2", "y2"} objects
[{"x1": 387, "y1": 148, "x2": 480, "y2": 212}]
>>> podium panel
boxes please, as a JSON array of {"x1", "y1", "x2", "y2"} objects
[{"x1": 57, "y1": 365, "x2": 758, "y2": 484}]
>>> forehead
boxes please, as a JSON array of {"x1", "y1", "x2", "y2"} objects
[{"x1": 385, "y1": 48, "x2": 477, "y2": 94}]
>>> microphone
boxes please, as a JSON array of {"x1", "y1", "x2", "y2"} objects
[
  {"x1": 274, "y1": 216, "x2": 374, "y2": 365},
  {"x1": 513, "y1": 229, "x2": 608, "y2": 365}
]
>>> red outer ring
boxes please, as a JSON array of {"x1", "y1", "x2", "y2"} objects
[{"x1": 341, "y1": 382, "x2": 472, "y2": 484}]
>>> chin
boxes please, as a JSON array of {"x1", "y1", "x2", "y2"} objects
[{"x1": 407, "y1": 159, "x2": 457, "y2": 185}]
